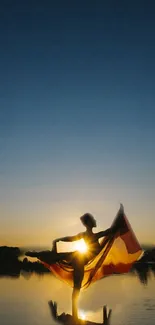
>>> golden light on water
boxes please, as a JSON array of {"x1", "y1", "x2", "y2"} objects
[
  {"x1": 79, "y1": 310, "x2": 86, "y2": 320},
  {"x1": 74, "y1": 239, "x2": 88, "y2": 253}
]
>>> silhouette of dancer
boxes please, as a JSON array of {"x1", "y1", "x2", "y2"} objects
[
  {"x1": 26, "y1": 212, "x2": 118, "y2": 320},
  {"x1": 51, "y1": 213, "x2": 116, "y2": 320}
]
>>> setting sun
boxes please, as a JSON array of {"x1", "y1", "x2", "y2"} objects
[
  {"x1": 79, "y1": 310, "x2": 86, "y2": 320},
  {"x1": 74, "y1": 239, "x2": 88, "y2": 253}
]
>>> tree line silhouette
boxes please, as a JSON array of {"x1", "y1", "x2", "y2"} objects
[{"x1": 0, "y1": 245, "x2": 155, "y2": 286}]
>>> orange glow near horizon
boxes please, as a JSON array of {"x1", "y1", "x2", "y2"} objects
[{"x1": 79, "y1": 310, "x2": 86, "y2": 320}]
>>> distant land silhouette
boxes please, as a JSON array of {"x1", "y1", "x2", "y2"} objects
[
  {"x1": 0, "y1": 245, "x2": 155, "y2": 285},
  {"x1": 0, "y1": 246, "x2": 50, "y2": 277}
]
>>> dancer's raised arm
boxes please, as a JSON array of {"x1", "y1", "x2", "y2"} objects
[
  {"x1": 95, "y1": 225, "x2": 117, "y2": 239},
  {"x1": 53, "y1": 232, "x2": 83, "y2": 243}
]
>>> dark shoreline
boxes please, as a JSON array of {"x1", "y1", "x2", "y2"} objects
[
  {"x1": 0, "y1": 246, "x2": 50, "y2": 276},
  {"x1": 0, "y1": 245, "x2": 155, "y2": 285}
]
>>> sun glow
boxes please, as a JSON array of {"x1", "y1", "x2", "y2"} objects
[
  {"x1": 74, "y1": 239, "x2": 88, "y2": 253},
  {"x1": 79, "y1": 310, "x2": 86, "y2": 320}
]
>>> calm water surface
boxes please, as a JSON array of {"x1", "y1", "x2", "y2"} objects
[{"x1": 0, "y1": 271, "x2": 155, "y2": 325}]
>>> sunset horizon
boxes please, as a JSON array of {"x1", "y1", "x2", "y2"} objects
[{"x1": 1, "y1": 0, "x2": 155, "y2": 271}]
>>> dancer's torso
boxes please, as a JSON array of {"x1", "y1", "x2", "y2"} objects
[{"x1": 82, "y1": 232, "x2": 101, "y2": 260}]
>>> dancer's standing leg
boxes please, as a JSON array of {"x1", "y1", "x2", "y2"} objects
[{"x1": 72, "y1": 257, "x2": 85, "y2": 320}]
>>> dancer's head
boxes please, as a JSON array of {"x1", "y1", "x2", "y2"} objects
[{"x1": 80, "y1": 213, "x2": 97, "y2": 229}]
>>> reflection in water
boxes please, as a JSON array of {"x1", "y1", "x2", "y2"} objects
[
  {"x1": 1, "y1": 254, "x2": 155, "y2": 324},
  {"x1": 0, "y1": 273, "x2": 155, "y2": 325},
  {"x1": 49, "y1": 300, "x2": 112, "y2": 324},
  {"x1": 1, "y1": 261, "x2": 155, "y2": 287},
  {"x1": 0, "y1": 246, "x2": 155, "y2": 324},
  {"x1": 132, "y1": 262, "x2": 155, "y2": 285}
]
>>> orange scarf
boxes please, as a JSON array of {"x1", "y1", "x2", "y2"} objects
[{"x1": 43, "y1": 210, "x2": 142, "y2": 289}]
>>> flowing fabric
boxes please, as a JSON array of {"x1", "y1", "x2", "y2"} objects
[{"x1": 42, "y1": 209, "x2": 142, "y2": 289}]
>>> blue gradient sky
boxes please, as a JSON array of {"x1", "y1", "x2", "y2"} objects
[{"x1": 0, "y1": 1, "x2": 155, "y2": 246}]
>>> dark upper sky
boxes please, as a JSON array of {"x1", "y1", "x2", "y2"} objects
[{"x1": 0, "y1": 1, "x2": 155, "y2": 245}]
